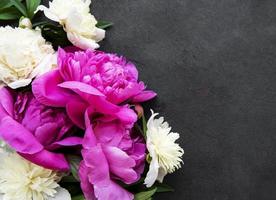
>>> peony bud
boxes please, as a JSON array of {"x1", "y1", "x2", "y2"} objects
[{"x1": 19, "y1": 17, "x2": 32, "y2": 29}]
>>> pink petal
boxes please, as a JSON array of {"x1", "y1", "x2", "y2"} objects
[
  {"x1": 103, "y1": 146, "x2": 138, "y2": 184},
  {"x1": 66, "y1": 101, "x2": 87, "y2": 129},
  {"x1": 47, "y1": 137, "x2": 83, "y2": 150},
  {"x1": 79, "y1": 161, "x2": 97, "y2": 200},
  {"x1": 58, "y1": 81, "x2": 105, "y2": 100},
  {"x1": 34, "y1": 123, "x2": 58, "y2": 146},
  {"x1": 0, "y1": 88, "x2": 14, "y2": 118},
  {"x1": 20, "y1": 149, "x2": 69, "y2": 171},
  {"x1": 82, "y1": 145, "x2": 110, "y2": 186},
  {"x1": 82, "y1": 111, "x2": 97, "y2": 149},
  {"x1": 0, "y1": 116, "x2": 43, "y2": 154},
  {"x1": 32, "y1": 70, "x2": 79, "y2": 107},
  {"x1": 93, "y1": 180, "x2": 134, "y2": 200},
  {"x1": 132, "y1": 90, "x2": 157, "y2": 103}
]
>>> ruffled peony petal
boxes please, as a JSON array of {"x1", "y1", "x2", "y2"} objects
[
  {"x1": 79, "y1": 161, "x2": 97, "y2": 200},
  {"x1": 58, "y1": 81, "x2": 105, "y2": 98},
  {"x1": 34, "y1": 123, "x2": 59, "y2": 146},
  {"x1": 66, "y1": 101, "x2": 87, "y2": 129},
  {"x1": 20, "y1": 149, "x2": 69, "y2": 171},
  {"x1": 0, "y1": 88, "x2": 14, "y2": 118},
  {"x1": 132, "y1": 90, "x2": 157, "y2": 103},
  {"x1": 93, "y1": 180, "x2": 134, "y2": 200},
  {"x1": 0, "y1": 116, "x2": 43, "y2": 154},
  {"x1": 103, "y1": 146, "x2": 138, "y2": 184},
  {"x1": 82, "y1": 145, "x2": 110, "y2": 186},
  {"x1": 47, "y1": 137, "x2": 83, "y2": 150},
  {"x1": 32, "y1": 70, "x2": 79, "y2": 107},
  {"x1": 82, "y1": 111, "x2": 97, "y2": 149}
]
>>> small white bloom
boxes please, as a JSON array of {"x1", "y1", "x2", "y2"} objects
[
  {"x1": 0, "y1": 152, "x2": 71, "y2": 200},
  {"x1": 37, "y1": 0, "x2": 105, "y2": 50},
  {"x1": 19, "y1": 17, "x2": 32, "y2": 29},
  {"x1": 144, "y1": 110, "x2": 184, "y2": 188},
  {"x1": 0, "y1": 26, "x2": 56, "y2": 89}
]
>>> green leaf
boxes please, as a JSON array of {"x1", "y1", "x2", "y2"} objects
[
  {"x1": 96, "y1": 20, "x2": 113, "y2": 29},
  {"x1": 40, "y1": 23, "x2": 71, "y2": 49},
  {"x1": 142, "y1": 114, "x2": 147, "y2": 139},
  {"x1": 60, "y1": 175, "x2": 79, "y2": 183},
  {"x1": 0, "y1": 7, "x2": 21, "y2": 20},
  {"x1": 10, "y1": 0, "x2": 27, "y2": 17},
  {"x1": 0, "y1": 0, "x2": 13, "y2": 10},
  {"x1": 156, "y1": 184, "x2": 174, "y2": 193},
  {"x1": 72, "y1": 194, "x2": 85, "y2": 200},
  {"x1": 67, "y1": 155, "x2": 82, "y2": 182},
  {"x1": 26, "y1": 0, "x2": 41, "y2": 19},
  {"x1": 134, "y1": 187, "x2": 157, "y2": 200}
]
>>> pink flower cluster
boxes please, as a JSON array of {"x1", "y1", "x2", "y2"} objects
[{"x1": 0, "y1": 48, "x2": 156, "y2": 200}]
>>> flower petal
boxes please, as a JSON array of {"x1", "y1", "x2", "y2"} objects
[
  {"x1": 32, "y1": 70, "x2": 79, "y2": 107},
  {"x1": 0, "y1": 88, "x2": 14, "y2": 118},
  {"x1": 0, "y1": 116, "x2": 43, "y2": 154},
  {"x1": 47, "y1": 137, "x2": 83, "y2": 150},
  {"x1": 58, "y1": 81, "x2": 105, "y2": 97},
  {"x1": 79, "y1": 161, "x2": 96, "y2": 200},
  {"x1": 36, "y1": 5, "x2": 60, "y2": 22},
  {"x1": 20, "y1": 149, "x2": 69, "y2": 171},
  {"x1": 66, "y1": 101, "x2": 87, "y2": 129},
  {"x1": 48, "y1": 187, "x2": 71, "y2": 200},
  {"x1": 144, "y1": 146, "x2": 160, "y2": 188},
  {"x1": 67, "y1": 32, "x2": 100, "y2": 50},
  {"x1": 7, "y1": 79, "x2": 32, "y2": 89},
  {"x1": 132, "y1": 90, "x2": 157, "y2": 103},
  {"x1": 103, "y1": 146, "x2": 138, "y2": 184}
]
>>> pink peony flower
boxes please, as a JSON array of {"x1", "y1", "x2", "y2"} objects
[
  {"x1": 32, "y1": 48, "x2": 156, "y2": 128},
  {"x1": 0, "y1": 88, "x2": 82, "y2": 171},
  {"x1": 79, "y1": 112, "x2": 146, "y2": 200}
]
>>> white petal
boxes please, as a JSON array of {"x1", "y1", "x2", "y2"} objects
[
  {"x1": 144, "y1": 146, "x2": 159, "y2": 188},
  {"x1": 94, "y1": 28, "x2": 105, "y2": 42},
  {"x1": 7, "y1": 79, "x2": 32, "y2": 89},
  {"x1": 30, "y1": 53, "x2": 57, "y2": 78},
  {"x1": 36, "y1": 5, "x2": 60, "y2": 22},
  {"x1": 67, "y1": 32, "x2": 99, "y2": 50},
  {"x1": 0, "y1": 194, "x2": 3, "y2": 200},
  {"x1": 156, "y1": 167, "x2": 167, "y2": 183},
  {"x1": 48, "y1": 188, "x2": 71, "y2": 200}
]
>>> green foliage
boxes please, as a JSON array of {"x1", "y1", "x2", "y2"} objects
[
  {"x1": 96, "y1": 20, "x2": 113, "y2": 29},
  {"x1": 10, "y1": 0, "x2": 27, "y2": 17},
  {"x1": 26, "y1": 0, "x2": 41, "y2": 18},
  {"x1": 39, "y1": 23, "x2": 71, "y2": 49},
  {"x1": 0, "y1": 7, "x2": 21, "y2": 20},
  {"x1": 0, "y1": 0, "x2": 40, "y2": 21},
  {"x1": 134, "y1": 187, "x2": 157, "y2": 200},
  {"x1": 72, "y1": 195, "x2": 85, "y2": 200},
  {"x1": 67, "y1": 155, "x2": 82, "y2": 182}
]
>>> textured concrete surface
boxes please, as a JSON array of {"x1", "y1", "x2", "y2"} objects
[{"x1": 44, "y1": 1, "x2": 276, "y2": 199}]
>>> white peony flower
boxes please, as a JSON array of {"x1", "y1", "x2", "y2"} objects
[
  {"x1": 36, "y1": 0, "x2": 105, "y2": 50},
  {"x1": 144, "y1": 110, "x2": 184, "y2": 188},
  {"x1": 0, "y1": 151, "x2": 71, "y2": 200},
  {"x1": 0, "y1": 26, "x2": 56, "y2": 89}
]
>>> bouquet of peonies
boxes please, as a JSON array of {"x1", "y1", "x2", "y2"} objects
[{"x1": 0, "y1": 0, "x2": 184, "y2": 200}]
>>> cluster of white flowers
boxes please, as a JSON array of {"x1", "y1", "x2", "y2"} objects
[
  {"x1": 36, "y1": 0, "x2": 105, "y2": 50},
  {"x1": 0, "y1": 150, "x2": 71, "y2": 200},
  {"x1": 0, "y1": 26, "x2": 55, "y2": 89}
]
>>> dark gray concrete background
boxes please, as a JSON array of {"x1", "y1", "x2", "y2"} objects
[{"x1": 46, "y1": 1, "x2": 276, "y2": 199}]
